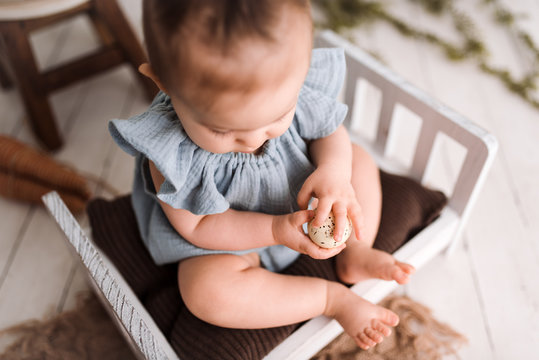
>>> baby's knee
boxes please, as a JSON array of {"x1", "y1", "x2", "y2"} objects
[
  {"x1": 177, "y1": 254, "x2": 257, "y2": 325},
  {"x1": 178, "y1": 257, "x2": 228, "y2": 322},
  {"x1": 352, "y1": 143, "x2": 377, "y2": 165}
]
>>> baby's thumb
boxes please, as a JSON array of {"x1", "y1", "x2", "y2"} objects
[
  {"x1": 294, "y1": 209, "x2": 315, "y2": 225},
  {"x1": 297, "y1": 185, "x2": 313, "y2": 210}
]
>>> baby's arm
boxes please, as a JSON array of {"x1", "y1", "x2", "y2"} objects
[
  {"x1": 297, "y1": 124, "x2": 364, "y2": 240},
  {"x1": 149, "y1": 161, "x2": 342, "y2": 258},
  {"x1": 308, "y1": 124, "x2": 353, "y2": 180}
]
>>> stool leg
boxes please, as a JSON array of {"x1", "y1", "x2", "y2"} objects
[
  {"x1": 0, "y1": 61, "x2": 12, "y2": 89},
  {"x1": 0, "y1": 35, "x2": 13, "y2": 89},
  {"x1": 1, "y1": 22, "x2": 63, "y2": 150},
  {"x1": 87, "y1": 11, "x2": 115, "y2": 47},
  {"x1": 93, "y1": 0, "x2": 159, "y2": 101}
]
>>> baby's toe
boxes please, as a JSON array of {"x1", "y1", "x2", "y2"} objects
[
  {"x1": 391, "y1": 265, "x2": 411, "y2": 284},
  {"x1": 355, "y1": 338, "x2": 371, "y2": 350},
  {"x1": 358, "y1": 332, "x2": 376, "y2": 349},
  {"x1": 373, "y1": 319, "x2": 392, "y2": 337},
  {"x1": 365, "y1": 327, "x2": 384, "y2": 344},
  {"x1": 377, "y1": 308, "x2": 399, "y2": 327},
  {"x1": 398, "y1": 261, "x2": 415, "y2": 274}
]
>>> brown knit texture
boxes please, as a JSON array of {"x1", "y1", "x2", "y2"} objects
[
  {"x1": 374, "y1": 170, "x2": 447, "y2": 253},
  {"x1": 312, "y1": 295, "x2": 468, "y2": 360},
  {"x1": 83, "y1": 170, "x2": 447, "y2": 360},
  {"x1": 0, "y1": 135, "x2": 91, "y2": 213}
]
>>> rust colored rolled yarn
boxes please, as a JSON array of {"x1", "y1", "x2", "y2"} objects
[{"x1": 0, "y1": 135, "x2": 91, "y2": 213}]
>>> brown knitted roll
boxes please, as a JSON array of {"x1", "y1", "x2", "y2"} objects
[
  {"x1": 0, "y1": 135, "x2": 91, "y2": 213},
  {"x1": 0, "y1": 170, "x2": 87, "y2": 213}
]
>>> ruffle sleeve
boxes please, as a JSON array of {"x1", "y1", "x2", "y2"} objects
[
  {"x1": 293, "y1": 48, "x2": 348, "y2": 140},
  {"x1": 108, "y1": 92, "x2": 230, "y2": 215}
]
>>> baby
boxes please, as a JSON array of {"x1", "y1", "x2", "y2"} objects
[{"x1": 110, "y1": 0, "x2": 415, "y2": 351}]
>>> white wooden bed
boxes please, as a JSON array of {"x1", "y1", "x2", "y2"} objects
[{"x1": 42, "y1": 30, "x2": 498, "y2": 360}]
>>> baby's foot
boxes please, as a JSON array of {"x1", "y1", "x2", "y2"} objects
[
  {"x1": 326, "y1": 283, "x2": 399, "y2": 350},
  {"x1": 337, "y1": 243, "x2": 415, "y2": 285}
]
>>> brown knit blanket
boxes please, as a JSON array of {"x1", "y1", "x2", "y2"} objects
[{"x1": 0, "y1": 292, "x2": 466, "y2": 360}]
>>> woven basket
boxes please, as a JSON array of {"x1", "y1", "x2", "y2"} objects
[{"x1": 0, "y1": 135, "x2": 91, "y2": 213}]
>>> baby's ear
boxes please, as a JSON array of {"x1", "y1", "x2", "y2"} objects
[{"x1": 139, "y1": 63, "x2": 167, "y2": 93}]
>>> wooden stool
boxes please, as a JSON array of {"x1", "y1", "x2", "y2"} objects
[{"x1": 0, "y1": 0, "x2": 158, "y2": 150}]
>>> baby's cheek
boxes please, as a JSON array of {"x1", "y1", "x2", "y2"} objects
[{"x1": 270, "y1": 117, "x2": 294, "y2": 139}]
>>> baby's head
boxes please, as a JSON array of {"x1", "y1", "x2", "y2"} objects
[{"x1": 140, "y1": 0, "x2": 313, "y2": 154}]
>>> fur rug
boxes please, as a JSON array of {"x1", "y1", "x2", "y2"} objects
[
  {"x1": 0, "y1": 293, "x2": 135, "y2": 360},
  {"x1": 0, "y1": 293, "x2": 466, "y2": 360},
  {"x1": 313, "y1": 295, "x2": 467, "y2": 360}
]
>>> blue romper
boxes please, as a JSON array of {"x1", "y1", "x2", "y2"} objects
[{"x1": 109, "y1": 48, "x2": 348, "y2": 272}]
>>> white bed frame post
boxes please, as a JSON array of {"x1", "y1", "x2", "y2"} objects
[{"x1": 42, "y1": 30, "x2": 497, "y2": 360}]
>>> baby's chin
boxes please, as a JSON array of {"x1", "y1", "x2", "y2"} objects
[
  {"x1": 202, "y1": 143, "x2": 266, "y2": 155},
  {"x1": 200, "y1": 147, "x2": 261, "y2": 155},
  {"x1": 238, "y1": 145, "x2": 264, "y2": 155}
]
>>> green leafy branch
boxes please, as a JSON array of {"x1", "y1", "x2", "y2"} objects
[{"x1": 313, "y1": 0, "x2": 539, "y2": 109}]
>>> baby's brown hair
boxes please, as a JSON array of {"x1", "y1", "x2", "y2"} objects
[{"x1": 142, "y1": 0, "x2": 311, "y2": 99}]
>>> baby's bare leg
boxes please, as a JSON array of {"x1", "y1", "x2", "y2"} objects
[
  {"x1": 179, "y1": 252, "x2": 328, "y2": 328},
  {"x1": 336, "y1": 144, "x2": 415, "y2": 284},
  {"x1": 178, "y1": 252, "x2": 398, "y2": 349}
]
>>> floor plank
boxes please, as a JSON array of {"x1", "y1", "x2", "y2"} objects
[
  {"x1": 464, "y1": 162, "x2": 539, "y2": 359},
  {"x1": 0, "y1": 208, "x2": 73, "y2": 329},
  {"x1": 0, "y1": 89, "x2": 23, "y2": 136},
  {"x1": 60, "y1": 262, "x2": 92, "y2": 312},
  {"x1": 405, "y1": 241, "x2": 495, "y2": 360},
  {"x1": 0, "y1": 203, "x2": 33, "y2": 290}
]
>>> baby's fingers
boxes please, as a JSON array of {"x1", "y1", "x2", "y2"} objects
[
  {"x1": 297, "y1": 183, "x2": 314, "y2": 210},
  {"x1": 348, "y1": 204, "x2": 365, "y2": 241},
  {"x1": 332, "y1": 204, "x2": 349, "y2": 242},
  {"x1": 312, "y1": 198, "x2": 333, "y2": 228},
  {"x1": 303, "y1": 239, "x2": 346, "y2": 260}
]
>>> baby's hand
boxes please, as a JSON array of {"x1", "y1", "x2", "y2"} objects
[
  {"x1": 297, "y1": 166, "x2": 364, "y2": 243},
  {"x1": 272, "y1": 210, "x2": 346, "y2": 260}
]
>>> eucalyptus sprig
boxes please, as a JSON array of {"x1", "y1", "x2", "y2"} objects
[{"x1": 313, "y1": 0, "x2": 539, "y2": 109}]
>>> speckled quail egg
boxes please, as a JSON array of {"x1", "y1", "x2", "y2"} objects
[{"x1": 308, "y1": 211, "x2": 352, "y2": 248}]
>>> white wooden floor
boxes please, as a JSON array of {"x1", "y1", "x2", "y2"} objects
[{"x1": 1, "y1": 0, "x2": 538, "y2": 359}]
